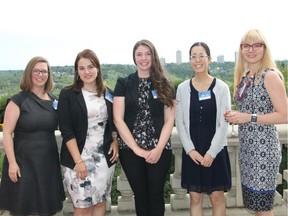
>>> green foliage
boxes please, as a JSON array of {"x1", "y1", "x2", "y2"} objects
[
  {"x1": 1, "y1": 60, "x2": 287, "y2": 99},
  {"x1": 0, "y1": 96, "x2": 8, "y2": 121},
  {"x1": 111, "y1": 162, "x2": 121, "y2": 205},
  {"x1": 276, "y1": 60, "x2": 288, "y2": 92},
  {"x1": 277, "y1": 145, "x2": 288, "y2": 195},
  {"x1": 0, "y1": 153, "x2": 4, "y2": 174}
]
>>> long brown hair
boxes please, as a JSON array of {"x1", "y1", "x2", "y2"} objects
[
  {"x1": 70, "y1": 49, "x2": 106, "y2": 97},
  {"x1": 133, "y1": 39, "x2": 175, "y2": 107}
]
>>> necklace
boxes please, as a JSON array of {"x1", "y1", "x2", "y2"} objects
[{"x1": 82, "y1": 87, "x2": 97, "y2": 93}]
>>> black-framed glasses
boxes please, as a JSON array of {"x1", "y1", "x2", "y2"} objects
[
  {"x1": 240, "y1": 43, "x2": 264, "y2": 51},
  {"x1": 32, "y1": 69, "x2": 49, "y2": 76}
]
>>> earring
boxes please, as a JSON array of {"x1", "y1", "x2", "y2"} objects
[{"x1": 76, "y1": 75, "x2": 80, "y2": 81}]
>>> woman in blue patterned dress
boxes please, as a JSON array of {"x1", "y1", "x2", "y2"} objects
[
  {"x1": 58, "y1": 49, "x2": 119, "y2": 216},
  {"x1": 225, "y1": 29, "x2": 287, "y2": 216}
]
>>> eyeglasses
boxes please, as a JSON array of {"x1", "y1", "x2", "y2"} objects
[
  {"x1": 190, "y1": 55, "x2": 208, "y2": 61},
  {"x1": 32, "y1": 69, "x2": 49, "y2": 75},
  {"x1": 240, "y1": 43, "x2": 264, "y2": 51}
]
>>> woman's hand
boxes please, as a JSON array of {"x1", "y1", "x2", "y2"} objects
[
  {"x1": 225, "y1": 110, "x2": 250, "y2": 124},
  {"x1": 109, "y1": 140, "x2": 119, "y2": 163},
  {"x1": 75, "y1": 161, "x2": 87, "y2": 180},
  {"x1": 201, "y1": 153, "x2": 214, "y2": 167},
  {"x1": 133, "y1": 146, "x2": 149, "y2": 159},
  {"x1": 145, "y1": 147, "x2": 162, "y2": 164},
  {"x1": 8, "y1": 162, "x2": 21, "y2": 183},
  {"x1": 188, "y1": 149, "x2": 204, "y2": 165}
]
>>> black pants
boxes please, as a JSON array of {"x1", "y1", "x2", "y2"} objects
[{"x1": 119, "y1": 148, "x2": 172, "y2": 216}]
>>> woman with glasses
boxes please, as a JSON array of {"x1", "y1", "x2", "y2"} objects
[
  {"x1": 58, "y1": 49, "x2": 118, "y2": 216},
  {"x1": 225, "y1": 29, "x2": 287, "y2": 216},
  {"x1": 176, "y1": 42, "x2": 232, "y2": 216},
  {"x1": 113, "y1": 39, "x2": 175, "y2": 216},
  {"x1": 0, "y1": 56, "x2": 65, "y2": 215}
]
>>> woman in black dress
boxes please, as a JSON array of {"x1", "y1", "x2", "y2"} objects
[{"x1": 0, "y1": 56, "x2": 65, "y2": 215}]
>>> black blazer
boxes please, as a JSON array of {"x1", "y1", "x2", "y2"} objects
[
  {"x1": 58, "y1": 87, "x2": 116, "y2": 169},
  {"x1": 114, "y1": 71, "x2": 165, "y2": 139}
]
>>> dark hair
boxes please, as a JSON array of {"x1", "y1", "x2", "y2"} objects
[
  {"x1": 20, "y1": 56, "x2": 53, "y2": 93},
  {"x1": 189, "y1": 42, "x2": 211, "y2": 58},
  {"x1": 189, "y1": 42, "x2": 211, "y2": 74},
  {"x1": 70, "y1": 49, "x2": 106, "y2": 97},
  {"x1": 133, "y1": 39, "x2": 175, "y2": 107}
]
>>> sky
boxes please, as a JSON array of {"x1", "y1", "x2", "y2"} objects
[{"x1": 1, "y1": 0, "x2": 287, "y2": 70}]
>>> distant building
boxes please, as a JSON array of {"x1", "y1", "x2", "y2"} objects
[
  {"x1": 176, "y1": 50, "x2": 182, "y2": 65},
  {"x1": 160, "y1": 57, "x2": 166, "y2": 66},
  {"x1": 217, "y1": 55, "x2": 224, "y2": 63},
  {"x1": 234, "y1": 51, "x2": 238, "y2": 62}
]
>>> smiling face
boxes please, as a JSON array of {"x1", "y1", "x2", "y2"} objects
[
  {"x1": 189, "y1": 45, "x2": 211, "y2": 75},
  {"x1": 31, "y1": 62, "x2": 49, "y2": 88},
  {"x1": 240, "y1": 41, "x2": 265, "y2": 66},
  {"x1": 77, "y1": 58, "x2": 98, "y2": 87},
  {"x1": 134, "y1": 45, "x2": 152, "y2": 74}
]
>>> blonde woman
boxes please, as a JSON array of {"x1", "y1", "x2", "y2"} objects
[{"x1": 225, "y1": 29, "x2": 288, "y2": 216}]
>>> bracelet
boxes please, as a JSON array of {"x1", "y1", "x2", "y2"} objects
[
  {"x1": 112, "y1": 131, "x2": 118, "y2": 140},
  {"x1": 75, "y1": 159, "x2": 84, "y2": 164}
]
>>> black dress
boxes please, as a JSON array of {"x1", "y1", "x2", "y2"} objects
[
  {"x1": 0, "y1": 91, "x2": 65, "y2": 215},
  {"x1": 181, "y1": 79, "x2": 231, "y2": 194}
]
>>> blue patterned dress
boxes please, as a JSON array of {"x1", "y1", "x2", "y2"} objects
[{"x1": 235, "y1": 69, "x2": 281, "y2": 211}]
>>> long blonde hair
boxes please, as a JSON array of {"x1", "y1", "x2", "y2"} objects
[{"x1": 234, "y1": 29, "x2": 283, "y2": 95}]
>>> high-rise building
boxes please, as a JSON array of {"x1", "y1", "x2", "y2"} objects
[
  {"x1": 217, "y1": 55, "x2": 224, "y2": 63},
  {"x1": 234, "y1": 51, "x2": 238, "y2": 62},
  {"x1": 176, "y1": 50, "x2": 182, "y2": 65},
  {"x1": 160, "y1": 57, "x2": 166, "y2": 66}
]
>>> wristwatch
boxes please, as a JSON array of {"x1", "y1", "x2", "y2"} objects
[{"x1": 251, "y1": 114, "x2": 257, "y2": 123}]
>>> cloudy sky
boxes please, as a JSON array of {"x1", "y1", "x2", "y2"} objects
[{"x1": 1, "y1": 0, "x2": 287, "y2": 70}]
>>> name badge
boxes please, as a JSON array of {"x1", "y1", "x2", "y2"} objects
[
  {"x1": 105, "y1": 91, "x2": 113, "y2": 103},
  {"x1": 238, "y1": 80, "x2": 251, "y2": 100},
  {"x1": 53, "y1": 99, "x2": 58, "y2": 110},
  {"x1": 198, "y1": 90, "x2": 211, "y2": 101},
  {"x1": 151, "y1": 90, "x2": 158, "y2": 99}
]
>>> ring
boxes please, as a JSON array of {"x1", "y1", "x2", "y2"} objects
[
  {"x1": 78, "y1": 173, "x2": 82, "y2": 177},
  {"x1": 116, "y1": 154, "x2": 119, "y2": 157}
]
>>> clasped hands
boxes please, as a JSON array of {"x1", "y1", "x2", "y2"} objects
[
  {"x1": 189, "y1": 150, "x2": 214, "y2": 167},
  {"x1": 134, "y1": 147, "x2": 162, "y2": 164}
]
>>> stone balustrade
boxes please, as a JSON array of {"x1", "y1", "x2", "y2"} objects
[{"x1": 0, "y1": 124, "x2": 287, "y2": 216}]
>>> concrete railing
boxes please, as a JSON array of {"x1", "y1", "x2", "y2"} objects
[{"x1": 0, "y1": 124, "x2": 287, "y2": 216}]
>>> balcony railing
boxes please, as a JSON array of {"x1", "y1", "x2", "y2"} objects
[{"x1": 0, "y1": 124, "x2": 287, "y2": 216}]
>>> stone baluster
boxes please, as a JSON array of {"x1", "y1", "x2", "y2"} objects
[{"x1": 116, "y1": 167, "x2": 135, "y2": 212}]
